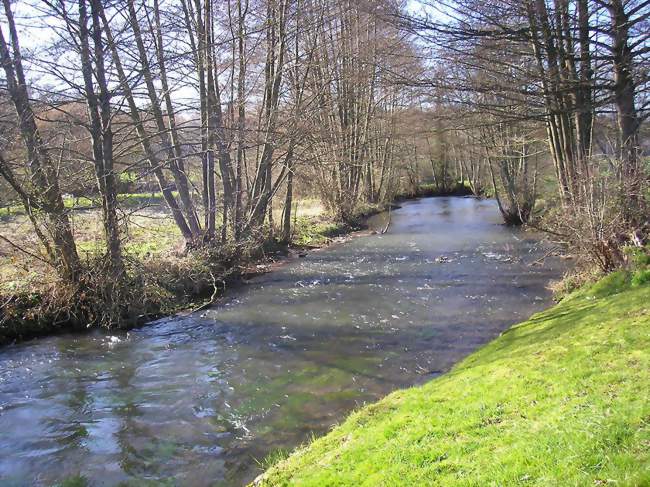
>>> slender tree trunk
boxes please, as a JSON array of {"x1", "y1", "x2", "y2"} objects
[
  {"x1": 234, "y1": 0, "x2": 248, "y2": 239},
  {"x1": 79, "y1": 0, "x2": 123, "y2": 277},
  {"x1": 0, "y1": 1, "x2": 80, "y2": 281},
  {"x1": 247, "y1": 0, "x2": 288, "y2": 232},
  {"x1": 126, "y1": 0, "x2": 201, "y2": 239},
  {"x1": 151, "y1": 0, "x2": 201, "y2": 236}
]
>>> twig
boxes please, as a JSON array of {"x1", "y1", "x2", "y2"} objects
[
  {"x1": 191, "y1": 270, "x2": 224, "y2": 313},
  {"x1": 0, "y1": 233, "x2": 54, "y2": 267},
  {"x1": 527, "y1": 247, "x2": 562, "y2": 267}
]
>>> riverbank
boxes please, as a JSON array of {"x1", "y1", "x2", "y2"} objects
[
  {"x1": 0, "y1": 208, "x2": 369, "y2": 346},
  {"x1": 1, "y1": 186, "x2": 454, "y2": 346},
  {"x1": 256, "y1": 272, "x2": 650, "y2": 486},
  {"x1": 0, "y1": 196, "x2": 567, "y2": 486}
]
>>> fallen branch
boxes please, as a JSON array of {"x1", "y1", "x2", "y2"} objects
[{"x1": 381, "y1": 206, "x2": 392, "y2": 234}]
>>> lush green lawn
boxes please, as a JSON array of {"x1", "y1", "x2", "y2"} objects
[{"x1": 258, "y1": 275, "x2": 650, "y2": 486}]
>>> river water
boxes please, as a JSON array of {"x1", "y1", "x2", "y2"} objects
[{"x1": 0, "y1": 197, "x2": 564, "y2": 486}]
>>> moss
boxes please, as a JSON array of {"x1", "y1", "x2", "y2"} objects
[
  {"x1": 0, "y1": 204, "x2": 24, "y2": 218},
  {"x1": 292, "y1": 217, "x2": 351, "y2": 247},
  {"x1": 53, "y1": 476, "x2": 89, "y2": 487},
  {"x1": 257, "y1": 277, "x2": 650, "y2": 486}
]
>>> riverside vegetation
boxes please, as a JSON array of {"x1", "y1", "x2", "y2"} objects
[{"x1": 0, "y1": 195, "x2": 391, "y2": 344}]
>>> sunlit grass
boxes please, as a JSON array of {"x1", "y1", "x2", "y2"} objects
[
  {"x1": 258, "y1": 276, "x2": 650, "y2": 486},
  {"x1": 292, "y1": 218, "x2": 349, "y2": 247},
  {"x1": 0, "y1": 191, "x2": 180, "y2": 218}
]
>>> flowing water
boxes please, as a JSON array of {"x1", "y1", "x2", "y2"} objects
[{"x1": 0, "y1": 197, "x2": 564, "y2": 486}]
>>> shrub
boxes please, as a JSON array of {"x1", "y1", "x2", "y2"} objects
[{"x1": 631, "y1": 269, "x2": 650, "y2": 287}]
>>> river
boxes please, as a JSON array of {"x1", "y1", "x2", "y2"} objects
[{"x1": 0, "y1": 197, "x2": 564, "y2": 486}]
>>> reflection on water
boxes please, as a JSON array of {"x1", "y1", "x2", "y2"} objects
[{"x1": 0, "y1": 197, "x2": 564, "y2": 486}]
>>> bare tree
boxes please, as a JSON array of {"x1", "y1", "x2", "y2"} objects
[
  {"x1": 0, "y1": 0, "x2": 80, "y2": 281},
  {"x1": 78, "y1": 0, "x2": 123, "y2": 276}
]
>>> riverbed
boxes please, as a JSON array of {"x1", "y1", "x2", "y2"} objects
[{"x1": 0, "y1": 197, "x2": 564, "y2": 486}]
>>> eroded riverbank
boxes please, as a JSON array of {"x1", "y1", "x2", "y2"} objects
[{"x1": 0, "y1": 197, "x2": 564, "y2": 486}]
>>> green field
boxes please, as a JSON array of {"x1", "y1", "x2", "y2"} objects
[{"x1": 258, "y1": 274, "x2": 650, "y2": 486}]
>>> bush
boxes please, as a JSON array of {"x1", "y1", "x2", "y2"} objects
[
  {"x1": 625, "y1": 245, "x2": 650, "y2": 267},
  {"x1": 0, "y1": 236, "x2": 272, "y2": 344},
  {"x1": 543, "y1": 165, "x2": 648, "y2": 273},
  {"x1": 632, "y1": 269, "x2": 650, "y2": 287}
]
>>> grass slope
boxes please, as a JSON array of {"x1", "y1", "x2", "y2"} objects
[{"x1": 258, "y1": 277, "x2": 650, "y2": 486}]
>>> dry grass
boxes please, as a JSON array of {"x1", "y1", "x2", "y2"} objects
[
  {"x1": 0, "y1": 196, "x2": 329, "y2": 293},
  {"x1": 0, "y1": 208, "x2": 180, "y2": 293}
]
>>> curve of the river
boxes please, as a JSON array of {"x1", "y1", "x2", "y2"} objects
[{"x1": 0, "y1": 197, "x2": 564, "y2": 486}]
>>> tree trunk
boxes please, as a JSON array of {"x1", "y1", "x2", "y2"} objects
[
  {"x1": 0, "y1": 2, "x2": 80, "y2": 281},
  {"x1": 79, "y1": 0, "x2": 123, "y2": 277}
]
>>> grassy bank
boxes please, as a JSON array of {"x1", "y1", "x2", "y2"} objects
[{"x1": 257, "y1": 273, "x2": 650, "y2": 486}]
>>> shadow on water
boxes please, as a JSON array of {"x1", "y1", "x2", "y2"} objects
[{"x1": 0, "y1": 197, "x2": 565, "y2": 486}]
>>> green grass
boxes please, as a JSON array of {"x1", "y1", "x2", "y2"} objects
[
  {"x1": 66, "y1": 192, "x2": 180, "y2": 210},
  {"x1": 1, "y1": 192, "x2": 178, "y2": 218},
  {"x1": 258, "y1": 277, "x2": 650, "y2": 486},
  {"x1": 292, "y1": 217, "x2": 349, "y2": 247}
]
